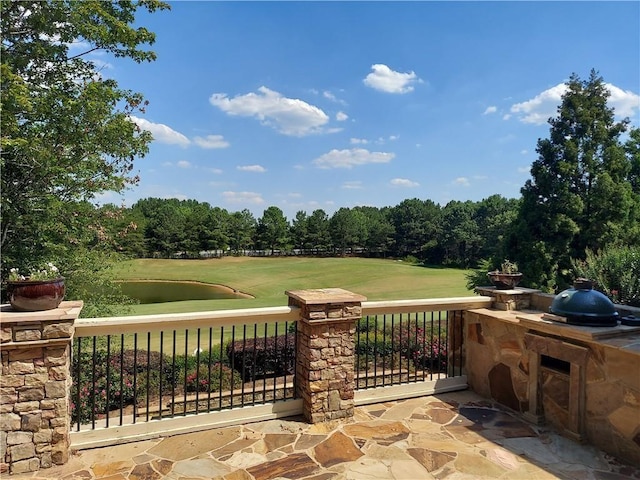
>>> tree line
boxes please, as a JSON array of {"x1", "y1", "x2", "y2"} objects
[{"x1": 93, "y1": 195, "x2": 520, "y2": 268}]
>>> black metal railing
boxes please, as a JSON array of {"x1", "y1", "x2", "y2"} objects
[
  {"x1": 354, "y1": 309, "x2": 464, "y2": 390},
  {"x1": 72, "y1": 320, "x2": 297, "y2": 431}
]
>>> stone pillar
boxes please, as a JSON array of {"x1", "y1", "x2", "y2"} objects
[
  {"x1": 0, "y1": 301, "x2": 82, "y2": 475},
  {"x1": 475, "y1": 286, "x2": 541, "y2": 311},
  {"x1": 286, "y1": 288, "x2": 366, "y2": 424}
]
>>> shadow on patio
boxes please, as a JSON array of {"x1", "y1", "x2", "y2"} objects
[{"x1": 12, "y1": 390, "x2": 640, "y2": 480}]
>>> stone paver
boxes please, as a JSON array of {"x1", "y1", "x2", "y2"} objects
[{"x1": 10, "y1": 391, "x2": 640, "y2": 480}]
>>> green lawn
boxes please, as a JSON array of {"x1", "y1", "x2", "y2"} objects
[{"x1": 113, "y1": 257, "x2": 472, "y2": 315}]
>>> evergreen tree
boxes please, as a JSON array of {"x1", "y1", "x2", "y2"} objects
[{"x1": 507, "y1": 70, "x2": 639, "y2": 291}]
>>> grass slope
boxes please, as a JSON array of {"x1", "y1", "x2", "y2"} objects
[{"x1": 113, "y1": 257, "x2": 472, "y2": 315}]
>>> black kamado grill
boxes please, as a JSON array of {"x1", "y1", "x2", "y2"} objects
[{"x1": 549, "y1": 278, "x2": 619, "y2": 327}]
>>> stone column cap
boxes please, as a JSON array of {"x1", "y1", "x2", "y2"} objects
[
  {"x1": 0, "y1": 300, "x2": 84, "y2": 323},
  {"x1": 286, "y1": 288, "x2": 366, "y2": 305}
]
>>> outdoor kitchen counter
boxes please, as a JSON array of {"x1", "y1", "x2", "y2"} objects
[
  {"x1": 467, "y1": 307, "x2": 640, "y2": 352},
  {"x1": 464, "y1": 306, "x2": 640, "y2": 467}
]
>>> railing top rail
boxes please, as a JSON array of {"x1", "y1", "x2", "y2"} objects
[
  {"x1": 362, "y1": 296, "x2": 493, "y2": 315},
  {"x1": 74, "y1": 305, "x2": 299, "y2": 337},
  {"x1": 74, "y1": 296, "x2": 493, "y2": 337}
]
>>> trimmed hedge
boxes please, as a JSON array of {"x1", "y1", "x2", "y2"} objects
[{"x1": 226, "y1": 334, "x2": 295, "y2": 381}]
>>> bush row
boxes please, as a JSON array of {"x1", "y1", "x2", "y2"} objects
[{"x1": 226, "y1": 334, "x2": 296, "y2": 382}]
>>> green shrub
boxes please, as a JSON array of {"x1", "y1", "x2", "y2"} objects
[
  {"x1": 465, "y1": 258, "x2": 494, "y2": 290},
  {"x1": 572, "y1": 246, "x2": 640, "y2": 306},
  {"x1": 355, "y1": 330, "x2": 393, "y2": 356},
  {"x1": 392, "y1": 320, "x2": 448, "y2": 372},
  {"x1": 356, "y1": 316, "x2": 378, "y2": 333},
  {"x1": 184, "y1": 363, "x2": 243, "y2": 393},
  {"x1": 226, "y1": 334, "x2": 295, "y2": 382}
]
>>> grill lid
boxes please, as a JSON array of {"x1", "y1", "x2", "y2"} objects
[{"x1": 550, "y1": 278, "x2": 619, "y2": 327}]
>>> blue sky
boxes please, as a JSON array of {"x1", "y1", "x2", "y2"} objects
[{"x1": 89, "y1": 1, "x2": 639, "y2": 219}]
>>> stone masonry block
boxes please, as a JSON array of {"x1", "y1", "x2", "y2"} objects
[
  {"x1": 8, "y1": 348, "x2": 43, "y2": 362},
  {"x1": 14, "y1": 401, "x2": 40, "y2": 413},
  {"x1": 8, "y1": 361, "x2": 35, "y2": 375},
  {"x1": 34, "y1": 430, "x2": 52, "y2": 444},
  {"x1": 309, "y1": 311, "x2": 327, "y2": 320},
  {"x1": 44, "y1": 381, "x2": 67, "y2": 399},
  {"x1": 10, "y1": 457, "x2": 40, "y2": 474},
  {"x1": 14, "y1": 329, "x2": 42, "y2": 342},
  {"x1": 7, "y1": 431, "x2": 32, "y2": 445},
  {"x1": 48, "y1": 366, "x2": 68, "y2": 381},
  {"x1": 309, "y1": 338, "x2": 329, "y2": 349},
  {"x1": 39, "y1": 452, "x2": 52, "y2": 468},
  {"x1": 43, "y1": 347, "x2": 68, "y2": 367},
  {"x1": 24, "y1": 374, "x2": 49, "y2": 388},
  {"x1": 344, "y1": 306, "x2": 361, "y2": 317},
  {"x1": 309, "y1": 380, "x2": 329, "y2": 393},
  {"x1": 1, "y1": 327, "x2": 12, "y2": 343},
  {"x1": 49, "y1": 417, "x2": 67, "y2": 428},
  {"x1": 17, "y1": 388, "x2": 44, "y2": 402},
  {"x1": 21, "y1": 413, "x2": 41, "y2": 432},
  {"x1": 9, "y1": 442, "x2": 35, "y2": 462},
  {"x1": 42, "y1": 322, "x2": 73, "y2": 339},
  {"x1": 0, "y1": 389, "x2": 17, "y2": 405},
  {"x1": 0, "y1": 413, "x2": 21, "y2": 431}
]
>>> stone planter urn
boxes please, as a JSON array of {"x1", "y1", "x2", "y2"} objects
[
  {"x1": 487, "y1": 272, "x2": 523, "y2": 290},
  {"x1": 7, "y1": 277, "x2": 66, "y2": 311}
]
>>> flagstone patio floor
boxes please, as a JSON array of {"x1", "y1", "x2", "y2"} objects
[{"x1": 12, "y1": 390, "x2": 640, "y2": 480}]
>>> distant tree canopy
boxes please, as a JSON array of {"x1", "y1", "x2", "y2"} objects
[
  {"x1": 106, "y1": 195, "x2": 520, "y2": 269},
  {"x1": 506, "y1": 70, "x2": 640, "y2": 291},
  {"x1": 0, "y1": 0, "x2": 169, "y2": 313}
]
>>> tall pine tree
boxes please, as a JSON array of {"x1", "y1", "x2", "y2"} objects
[{"x1": 507, "y1": 70, "x2": 639, "y2": 291}]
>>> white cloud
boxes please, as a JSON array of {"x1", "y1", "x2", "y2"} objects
[
  {"x1": 453, "y1": 177, "x2": 470, "y2": 187},
  {"x1": 363, "y1": 64, "x2": 421, "y2": 94},
  {"x1": 312, "y1": 148, "x2": 395, "y2": 169},
  {"x1": 606, "y1": 83, "x2": 640, "y2": 118},
  {"x1": 483, "y1": 106, "x2": 497, "y2": 115},
  {"x1": 129, "y1": 116, "x2": 190, "y2": 146},
  {"x1": 342, "y1": 181, "x2": 363, "y2": 189},
  {"x1": 375, "y1": 135, "x2": 400, "y2": 145},
  {"x1": 207, "y1": 168, "x2": 223, "y2": 174},
  {"x1": 336, "y1": 111, "x2": 349, "y2": 121},
  {"x1": 510, "y1": 83, "x2": 566, "y2": 125},
  {"x1": 177, "y1": 160, "x2": 191, "y2": 168},
  {"x1": 222, "y1": 191, "x2": 265, "y2": 205},
  {"x1": 510, "y1": 82, "x2": 639, "y2": 125},
  {"x1": 390, "y1": 178, "x2": 419, "y2": 187},
  {"x1": 323, "y1": 90, "x2": 346, "y2": 105},
  {"x1": 161, "y1": 193, "x2": 188, "y2": 201},
  {"x1": 237, "y1": 165, "x2": 266, "y2": 173},
  {"x1": 209, "y1": 86, "x2": 330, "y2": 136},
  {"x1": 350, "y1": 138, "x2": 369, "y2": 145},
  {"x1": 193, "y1": 134, "x2": 229, "y2": 149}
]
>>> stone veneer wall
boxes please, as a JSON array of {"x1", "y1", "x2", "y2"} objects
[
  {"x1": 0, "y1": 301, "x2": 82, "y2": 474},
  {"x1": 464, "y1": 300, "x2": 640, "y2": 466}
]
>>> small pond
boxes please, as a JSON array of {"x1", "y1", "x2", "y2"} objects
[{"x1": 119, "y1": 280, "x2": 251, "y2": 304}]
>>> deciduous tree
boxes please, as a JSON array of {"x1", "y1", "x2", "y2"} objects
[{"x1": 1, "y1": 0, "x2": 169, "y2": 309}]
